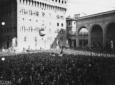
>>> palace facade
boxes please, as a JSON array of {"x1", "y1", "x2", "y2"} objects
[
  {"x1": 0, "y1": 0, "x2": 68, "y2": 52},
  {"x1": 66, "y1": 10, "x2": 115, "y2": 53}
]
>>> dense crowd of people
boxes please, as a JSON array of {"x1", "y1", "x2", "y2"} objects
[{"x1": 0, "y1": 52, "x2": 115, "y2": 85}]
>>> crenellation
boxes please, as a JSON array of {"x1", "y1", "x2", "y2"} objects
[{"x1": 16, "y1": 0, "x2": 67, "y2": 51}]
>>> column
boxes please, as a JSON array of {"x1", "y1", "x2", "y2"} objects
[
  {"x1": 76, "y1": 36, "x2": 79, "y2": 47},
  {"x1": 103, "y1": 25, "x2": 107, "y2": 48},
  {"x1": 88, "y1": 30, "x2": 91, "y2": 48}
]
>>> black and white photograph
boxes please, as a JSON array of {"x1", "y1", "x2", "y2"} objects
[{"x1": 0, "y1": 0, "x2": 115, "y2": 85}]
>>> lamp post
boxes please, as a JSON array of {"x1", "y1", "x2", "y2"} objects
[
  {"x1": 1, "y1": 57, "x2": 5, "y2": 79},
  {"x1": 1, "y1": 21, "x2": 6, "y2": 50},
  {"x1": 1, "y1": 57, "x2": 5, "y2": 62},
  {"x1": 1, "y1": 21, "x2": 5, "y2": 26}
]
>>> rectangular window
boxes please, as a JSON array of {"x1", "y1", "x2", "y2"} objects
[
  {"x1": 61, "y1": 23, "x2": 63, "y2": 27},
  {"x1": 57, "y1": 23, "x2": 59, "y2": 26}
]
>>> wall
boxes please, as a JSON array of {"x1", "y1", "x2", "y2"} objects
[
  {"x1": 0, "y1": 0, "x2": 17, "y2": 50},
  {"x1": 16, "y1": 0, "x2": 67, "y2": 51}
]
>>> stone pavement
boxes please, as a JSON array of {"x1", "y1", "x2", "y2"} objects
[
  {"x1": 0, "y1": 49, "x2": 115, "y2": 57},
  {"x1": 50, "y1": 49, "x2": 115, "y2": 57},
  {"x1": 64, "y1": 49, "x2": 115, "y2": 57}
]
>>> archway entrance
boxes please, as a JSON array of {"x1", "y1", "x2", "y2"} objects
[
  {"x1": 106, "y1": 23, "x2": 115, "y2": 53},
  {"x1": 68, "y1": 39, "x2": 76, "y2": 49},
  {"x1": 78, "y1": 27, "x2": 88, "y2": 48},
  {"x1": 0, "y1": 36, "x2": 12, "y2": 50},
  {"x1": 91, "y1": 25, "x2": 103, "y2": 51}
]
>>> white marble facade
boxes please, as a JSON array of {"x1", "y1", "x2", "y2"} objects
[{"x1": 16, "y1": 0, "x2": 67, "y2": 51}]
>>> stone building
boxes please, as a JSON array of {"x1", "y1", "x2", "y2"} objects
[
  {"x1": 0, "y1": 0, "x2": 68, "y2": 52},
  {"x1": 66, "y1": 17, "x2": 77, "y2": 49},
  {"x1": 66, "y1": 10, "x2": 115, "y2": 52}
]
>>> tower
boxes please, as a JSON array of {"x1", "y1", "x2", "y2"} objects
[{"x1": 0, "y1": 0, "x2": 68, "y2": 52}]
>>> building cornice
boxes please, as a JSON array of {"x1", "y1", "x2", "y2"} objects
[{"x1": 77, "y1": 10, "x2": 115, "y2": 20}]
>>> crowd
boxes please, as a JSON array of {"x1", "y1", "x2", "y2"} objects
[{"x1": 0, "y1": 52, "x2": 115, "y2": 85}]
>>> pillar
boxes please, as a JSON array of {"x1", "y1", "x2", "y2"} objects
[
  {"x1": 88, "y1": 33, "x2": 91, "y2": 48},
  {"x1": 76, "y1": 36, "x2": 79, "y2": 47},
  {"x1": 103, "y1": 25, "x2": 107, "y2": 48}
]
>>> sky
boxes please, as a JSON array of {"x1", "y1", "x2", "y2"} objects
[{"x1": 66, "y1": 0, "x2": 115, "y2": 17}]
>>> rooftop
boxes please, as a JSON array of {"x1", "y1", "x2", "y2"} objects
[
  {"x1": 66, "y1": 10, "x2": 115, "y2": 21},
  {"x1": 78, "y1": 9, "x2": 115, "y2": 20}
]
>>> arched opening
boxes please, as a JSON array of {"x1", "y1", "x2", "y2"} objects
[
  {"x1": 78, "y1": 27, "x2": 88, "y2": 48},
  {"x1": 0, "y1": 35, "x2": 15, "y2": 51},
  {"x1": 91, "y1": 25, "x2": 103, "y2": 51},
  {"x1": 106, "y1": 23, "x2": 115, "y2": 53},
  {"x1": 68, "y1": 38, "x2": 76, "y2": 49}
]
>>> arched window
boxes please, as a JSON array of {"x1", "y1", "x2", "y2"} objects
[
  {"x1": 78, "y1": 27, "x2": 88, "y2": 48},
  {"x1": 79, "y1": 27, "x2": 88, "y2": 36},
  {"x1": 106, "y1": 23, "x2": 115, "y2": 52},
  {"x1": 91, "y1": 24, "x2": 103, "y2": 50}
]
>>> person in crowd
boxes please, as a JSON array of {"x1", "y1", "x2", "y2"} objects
[{"x1": 0, "y1": 52, "x2": 107, "y2": 85}]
